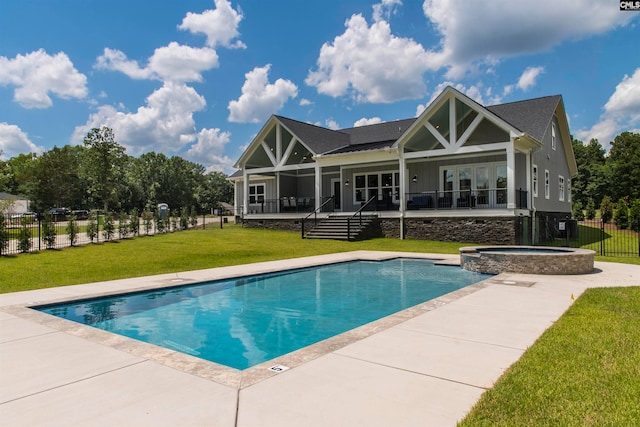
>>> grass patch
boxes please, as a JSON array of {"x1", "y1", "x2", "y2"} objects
[
  {"x1": 459, "y1": 287, "x2": 640, "y2": 426},
  {"x1": 0, "y1": 224, "x2": 466, "y2": 293}
]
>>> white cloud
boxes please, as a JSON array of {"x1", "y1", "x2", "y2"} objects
[
  {"x1": 299, "y1": 98, "x2": 313, "y2": 106},
  {"x1": 354, "y1": 117, "x2": 383, "y2": 127},
  {"x1": 372, "y1": 0, "x2": 402, "y2": 22},
  {"x1": 504, "y1": 66, "x2": 545, "y2": 96},
  {"x1": 0, "y1": 123, "x2": 44, "y2": 158},
  {"x1": 517, "y1": 66, "x2": 545, "y2": 91},
  {"x1": 178, "y1": 0, "x2": 246, "y2": 49},
  {"x1": 228, "y1": 65, "x2": 298, "y2": 123},
  {"x1": 306, "y1": 13, "x2": 432, "y2": 103},
  {"x1": 577, "y1": 68, "x2": 640, "y2": 146},
  {"x1": 325, "y1": 119, "x2": 340, "y2": 130},
  {"x1": 422, "y1": 0, "x2": 636, "y2": 78},
  {"x1": 184, "y1": 128, "x2": 235, "y2": 172},
  {"x1": 0, "y1": 49, "x2": 87, "y2": 109},
  {"x1": 72, "y1": 82, "x2": 206, "y2": 155},
  {"x1": 95, "y1": 43, "x2": 219, "y2": 83}
]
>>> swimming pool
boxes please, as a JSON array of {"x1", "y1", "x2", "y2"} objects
[{"x1": 37, "y1": 258, "x2": 491, "y2": 370}]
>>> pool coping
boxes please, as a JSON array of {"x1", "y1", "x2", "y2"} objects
[{"x1": 0, "y1": 250, "x2": 494, "y2": 389}]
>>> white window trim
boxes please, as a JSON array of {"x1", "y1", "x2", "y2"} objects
[
  {"x1": 544, "y1": 169, "x2": 550, "y2": 200},
  {"x1": 353, "y1": 170, "x2": 400, "y2": 203},
  {"x1": 567, "y1": 178, "x2": 571, "y2": 203},
  {"x1": 248, "y1": 183, "x2": 265, "y2": 204},
  {"x1": 558, "y1": 175, "x2": 565, "y2": 202},
  {"x1": 439, "y1": 162, "x2": 507, "y2": 193},
  {"x1": 532, "y1": 164, "x2": 538, "y2": 198},
  {"x1": 551, "y1": 123, "x2": 557, "y2": 151}
]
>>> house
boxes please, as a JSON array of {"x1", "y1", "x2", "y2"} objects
[
  {"x1": 229, "y1": 86, "x2": 577, "y2": 244},
  {"x1": 0, "y1": 192, "x2": 31, "y2": 215}
]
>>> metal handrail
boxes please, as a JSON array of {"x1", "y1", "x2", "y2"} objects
[
  {"x1": 301, "y1": 196, "x2": 334, "y2": 238},
  {"x1": 347, "y1": 195, "x2": 377, "y2": 241}
]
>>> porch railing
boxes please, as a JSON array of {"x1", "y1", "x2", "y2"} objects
[
  {"x1": 246, "y1": 197, "x2": 317, "y2": 214},
  {"x1": 405, "y1": 188, "x2": 528, "y2": 210},
  {"x1": 301, "y1": 196, "x2": 335, "y2": 238},
  {"x1": 347, "y1": 195, "x2": 377, "y2": 240}
]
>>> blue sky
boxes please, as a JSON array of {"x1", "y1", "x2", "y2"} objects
[{"x1": 1, "y1": 0, "x2": 639, "y2": 173}]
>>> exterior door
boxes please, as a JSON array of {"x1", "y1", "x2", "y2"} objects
[{"x1": 331, "y1": 178, "x2": 341, "y2": 211}]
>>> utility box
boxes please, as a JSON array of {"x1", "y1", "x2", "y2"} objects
[{"x1": 157, "y1": 203, "x2": 169, "y2": 219}]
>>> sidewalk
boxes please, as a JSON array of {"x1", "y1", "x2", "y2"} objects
[{"x1": 1, "y1": 252, "x2": 639, "y2": 426}]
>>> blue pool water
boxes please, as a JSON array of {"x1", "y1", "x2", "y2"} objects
[{"x1": 37, "y1": 259, "x2": 491, "y2": 370}]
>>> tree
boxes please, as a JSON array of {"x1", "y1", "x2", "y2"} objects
[
  {"x1": 600, "y1": 195, "x2": 614, "y2": 223},
  {"x1": 66, "y1": 215, "x2": 79, "y2": 246},
  {"x1": 614, "y1": 198, "x2": 629, "y2": 230},
  {"x1": 571, "y1": 137, "x2": 607, "y2": 208},
  {"x1": 586, "y1": 198, "x2": 596, "y2": 220},
  {"x1": 629, "y1": 199, "x2": 640, "y2": 232},
  {"x1": 606, "y1": 132, "x2": 640, "y2": 201},
  {"x1": 33, "y1": 145, "x2": 85, "y2": 210},
  {"x1": 83, "y1": 127, "x2": 126, "y2": 212},
  {"x1": 197, "y1": 171, "x2": 234, "y2": 214}
]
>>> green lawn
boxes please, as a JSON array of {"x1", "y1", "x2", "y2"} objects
[
  {"x1": 0, "y1": 224, "x2": 465, "y2": 293},
  {"x1": 459, "y1": 287, "x2": 640, "y2": 426}
]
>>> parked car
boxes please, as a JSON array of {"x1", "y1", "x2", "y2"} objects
[
  {"x1": 71, "y1": 210, "x2": 89, "y2": 220},
  {"x1": 48, "y1": 207, "x2": 70, "y2": 221}
]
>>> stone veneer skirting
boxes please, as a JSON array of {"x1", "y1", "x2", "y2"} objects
[
  {"x1": 386, "y1": 217, "x2": 517, "y2": 245},
  {"x1": 243, "y1": 216, "x2": 519, "y2": 245}
]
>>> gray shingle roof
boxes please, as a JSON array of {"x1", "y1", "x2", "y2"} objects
[
  {"x1": 275, "y1": 116, "x2": 350, "y2": 154},
  {"x1": 487, "y1": 95, "x2": 561, "y2": 142},
  {"x1": 275, "y1": 95, "x2": 562, "y2": 156}
]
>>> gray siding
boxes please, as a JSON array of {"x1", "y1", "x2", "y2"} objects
[{"x1": 532, "y1": 116, "x2": 571, "y2": 214}]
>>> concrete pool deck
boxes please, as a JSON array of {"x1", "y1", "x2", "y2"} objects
[{"x1": 1, "y1": 251, "x2": 639, "y2": 426}]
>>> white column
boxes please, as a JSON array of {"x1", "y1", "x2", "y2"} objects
[
  {"x1": 525, "y1": 149, "x2": 532, "y2": 210},
  {"x1": 242, "y1": 171, "x2": 249, "y2": 215},
  {"x1": 399, "y1": 152, "x2": 406, "y2": 239},
  {"x1": 507, "y1": 140, "x2": 516, "y2": 209},
  {"x1": 315, "y1": 164, "x2": 321, "y2": 210}
]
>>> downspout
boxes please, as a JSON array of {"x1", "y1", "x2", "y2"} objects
[{"x1": 530, "y1": 145, "x2": 543, "y2": 244}]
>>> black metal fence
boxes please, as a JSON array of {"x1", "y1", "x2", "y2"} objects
[
  {"x1": 516, "y1": 216, "x2": 639, "y2": 257},
  {"x1": 0, "y1": 212, "x2": 214, "y2": 256}
]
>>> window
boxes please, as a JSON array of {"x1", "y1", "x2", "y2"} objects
[
  {"x1": 544, "y1": 170, "x2": 550, "y2": 199},
  {"x1": 558, "y1": 176, "x2": 565, "y2": 202},
  {"x1": 249, "y1": 184, "x2": 265, "y2": 204},
  {"x1": 533, "y1": 164, "x2": 538, "y2": 197},
  {"x1": 439, "y1": 162, "x2": 507, "y2": 207},
  {"x1": 354, "y1": 172, "x2": 399, "y2": 203},
  {"x1": 567, "y1": 178, "x2": 571, "y2": 203},
  {"x1": 551, "y1": 124, "x2": 556, "y2": 151}
]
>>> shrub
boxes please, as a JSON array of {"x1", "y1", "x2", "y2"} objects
[
  {"x1": 118, "y1": 211, "x2": 129, "y2": 239},
  {"x1": 600, "y1": 195, "x2": 614, "y2": 223},
  {"x1": 586, "y1": 198, "x2": 596, "y2": 220},
  {"x1": 629, "y1": 199, "x2": 640, "y2": 232},
  {"x1": 614, "y1": 199, "x2": 629, "y2": 230},
  {"x1": 18, "y1": 216, "x2": 32, "y2": 253},
  {"x1": 129, "y1": 208, "x2": 140, "y2": 236},
  {"x1": 154, "y1": 210, "x2": 165, "y2": 234},
  {"x1": 190, "y1": 206, "x2": 198, "y2": 227},
  {"x1": 180, "y1": 207, "x2": 189, "y2": 230},
  {"x1": 42, "y1": 211, "x2": 57, "y2": 249},
  {"x1": 0, "y1": 214, "x2": 8, "y2": 255},
  {"x1": 87, "y1": 212, "x2": 98, "y2": 242},
  {"x1": 572, "y1": 201, "x2": 585, "y2": 221},
  {"x1": 170, "y1": 210, "x2": 178, "y2": 232},
  {"x1": 102, "y1": 212, "x2": 115, "y2": 241},
  {"x1": 66, "y1": 215, "x2": 79, "y2": 246},
  {"x1": 143, "y1": 210, "x2": 153, "y2": 235}
]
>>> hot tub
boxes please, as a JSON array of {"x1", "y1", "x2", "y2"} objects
[{"x1": 460, "y1": 246, "x2": 595, "y2": 275}]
